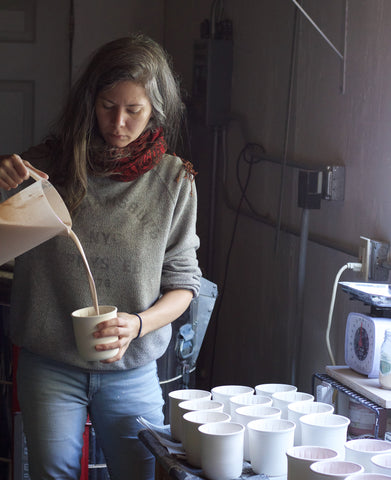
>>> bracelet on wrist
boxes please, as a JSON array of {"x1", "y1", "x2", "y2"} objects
[{"x1": 133, "y1": 313, "x2": 143, "y2": 339}]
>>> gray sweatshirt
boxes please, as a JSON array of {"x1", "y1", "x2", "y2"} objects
[{"x1": 9, "y1": 149, "x2": 201, "y2": 371}]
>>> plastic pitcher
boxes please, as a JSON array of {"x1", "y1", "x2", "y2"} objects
[{"x1": 0, "y1": 174, "x2": 71, "y2": 265}]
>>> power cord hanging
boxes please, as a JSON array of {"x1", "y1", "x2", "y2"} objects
[
  {"x1": 326, "y1": 262, "x2": 362, "y2": 365},
  {"x1": 209, "y1": 143, "x2": 259, "y2": 386}
]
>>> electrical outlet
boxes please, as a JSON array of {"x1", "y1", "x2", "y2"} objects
[
  {"x1": 359, "y1": 236, "x2": 370, "y2": 281},
  {"x1": 359, "y1": 236, "x2": 390, "y2": 281},
  {"x1": 322, "y1": 165, "x2": 345, "y2": 201}
]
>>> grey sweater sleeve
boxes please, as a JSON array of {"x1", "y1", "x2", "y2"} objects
[{"x1": 161, "y1": 172, "x2": 201, "y2": 297}]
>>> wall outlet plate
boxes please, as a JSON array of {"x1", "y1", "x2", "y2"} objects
[
  {"x1": 322, "y1": 165, "x2": 345, "y2": 201},
  {"x1": 359, "y1": 236, "x2": 390, "y2": 281},
  {"x1": 359, "y1": 236, "x2": 371, "y2": 281}
]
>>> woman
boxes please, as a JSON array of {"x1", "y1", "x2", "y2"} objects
[{"x1": 0, "y1": 34, "x2": 201, "y2": 480}]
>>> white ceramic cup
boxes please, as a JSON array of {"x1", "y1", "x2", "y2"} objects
[
  {"x1": 309, "y1": 460, "x2": 364, "y2": 479},
  {"x1": 300, "y1": 413, "x2": 350, "y2": 458},
  {"x1": 371, "y1": 454, "x2": 391, "y2": 475},
  {"x1": 178, "y1": 399, "x2": 224, "y2": 444},
  {"x1": 272, "y1": 391, "x2": 314, "y2": 419},
  {"x1": 182, "y1": 410, "x2": 231, "y2": 468},
  {"x1": 345, "y1": 439, "x2": 391, "y2": 473},
  {"x1": 288, "y1": 401, "x2": 334, "y2": 445},
  {"x1": 286, "y1": 445, "x2": 340, "y2": 480},
  {"x1": 255, "y1": 383, "x2": 297, "y2": 397},
  {"x1": 179, "y1": 398, "x2": 224, "y2": 417},
  {"x1": 247, "y1": 417, "x2": 295, "y2": 477},
  {"x1": 211, "y1": 385, "x2": 254, "y2": 413},
  {"x1": 235, "y1": 404, "x2": 282, "y2": 461},
  {"x1": 345, "y1": 474, "x2": 391, "y2": 479},
  {"x1": 168, "y1": 389, "x2": 211, "y2": 441},
  {"x1": 229, "y1": 394, "x2": 272, "y2": 420},
  {"x1": 199, "y1": 422, "x2": 245, "y2": 480},
  {"x1": 72, "y1": 305, "x2": 119, "y2": 361}
]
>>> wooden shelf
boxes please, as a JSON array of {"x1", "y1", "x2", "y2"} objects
[{"x1": 326, "y1": 365, "x2": 391, "y2": 409}]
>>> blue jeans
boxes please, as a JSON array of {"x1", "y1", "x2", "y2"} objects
[{"x1": 17, "y1": 348, "x2": 164, "y2": 480}]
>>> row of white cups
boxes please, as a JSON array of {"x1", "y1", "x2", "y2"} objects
[{"x1": 167, "y1": 383, "x2": 391, "y2": 480}]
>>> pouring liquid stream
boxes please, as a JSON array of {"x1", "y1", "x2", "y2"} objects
[
  {"x1": 68, "y1": 229, "x2": 100, "y2": 315},
  {"x1": 33, "y1": 170, "x2": 100, "y2": 315}
]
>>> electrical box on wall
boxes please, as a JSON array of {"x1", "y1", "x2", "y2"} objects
[{"x1": 192, "y1": 39, "x2": 233, "y2": 127}]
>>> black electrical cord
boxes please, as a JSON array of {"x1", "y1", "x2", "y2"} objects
[
  {"x1": 209, "y1": 143, "x2": 260, "y2": 386},
  {"x1": 235, "y1": 142, "x2": 266, "y2": 218}
]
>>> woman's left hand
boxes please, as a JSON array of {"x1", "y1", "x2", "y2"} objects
[
  {"x1": 93, "y1": 312, "x2": 141, "y2": 363},
  {"x1": 93, "y1": 289, "x2": 193, "y2": 364}
]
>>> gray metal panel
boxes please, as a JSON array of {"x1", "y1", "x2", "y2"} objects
[{"x1": 157, "y1": 277, "x2": 218, "y2": 384}]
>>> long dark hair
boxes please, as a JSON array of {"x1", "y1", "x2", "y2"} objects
[{"x1": 49, "y1": 33, "x2": 184, "y2": 213}]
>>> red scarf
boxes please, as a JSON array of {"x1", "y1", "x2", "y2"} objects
[
  {"x1": 103, "y1": 127, "x2": 167, "y2": 182},
  {"x1": 92, "y1": 127, "x2": 198, "y2": 191}
]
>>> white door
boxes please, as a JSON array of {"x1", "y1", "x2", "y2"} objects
[{"x1": 0, "y1": 0, "x2": 69, "y2": 155}]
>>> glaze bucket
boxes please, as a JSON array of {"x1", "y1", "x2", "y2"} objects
[{"x1": 0, "y1": 178, "x2": 71, "y2": 265}]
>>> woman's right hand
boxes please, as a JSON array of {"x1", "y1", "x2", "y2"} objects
[{"x1": 0, "y1": 154, "x2": 48, "y2": 190}]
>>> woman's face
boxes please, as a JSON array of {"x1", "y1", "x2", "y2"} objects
[{"x1": 95, "y1": 80, "x2": 153, "y2": 148}]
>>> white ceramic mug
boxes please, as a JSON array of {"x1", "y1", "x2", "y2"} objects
[
  {"x1": 211, "y1": 385, "x2": 254, "y2": 413},
  {"x1": 345, "y1": 439, "x2": 391, "y2": 473},
  {"x1": 286, "y1": 445, "x2": 339, "y2": 480},
  {"x1": 371, "y1": 454, "x2": 391, "y2": 475},
  {"x1": 272, "y1": 390, "x2": 314, "y2": 419},
  {"x1": 229, "y1": 393, "x2": 272, "y2": 420},
  {"x1": 199, "y1": 422, "x2": 245, "y2": 480},
  {"x1": 247, "y1": 417, "x2": 295, "y2": 477},
  {"x1": 300, "y1": 413, "x2": 350, "y2": 458},
  {"x1": 288, "y1": 401, "x2": 334, "y2": 445},
  {"x1": 179, "y1": 398, "x2": 224, "y2": 417},
  {"x1": 182, "y1": 410, "x2": 231, "y2": 468},
  {"x1": 255, "y1": 383, "x2": 297, "y2": 397},
  {"x1": 309, "y1": 460, "x2": 364, "y2": 479},
  {"x1": 168, "y1": 389, "x2": 211, "y2": 441},
  {"x1": 235, "y1": 404, "x2": 281, "y2": 461},
  {"x1": 72, "y1": 305, "x2": 119, "y2": 361}
]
